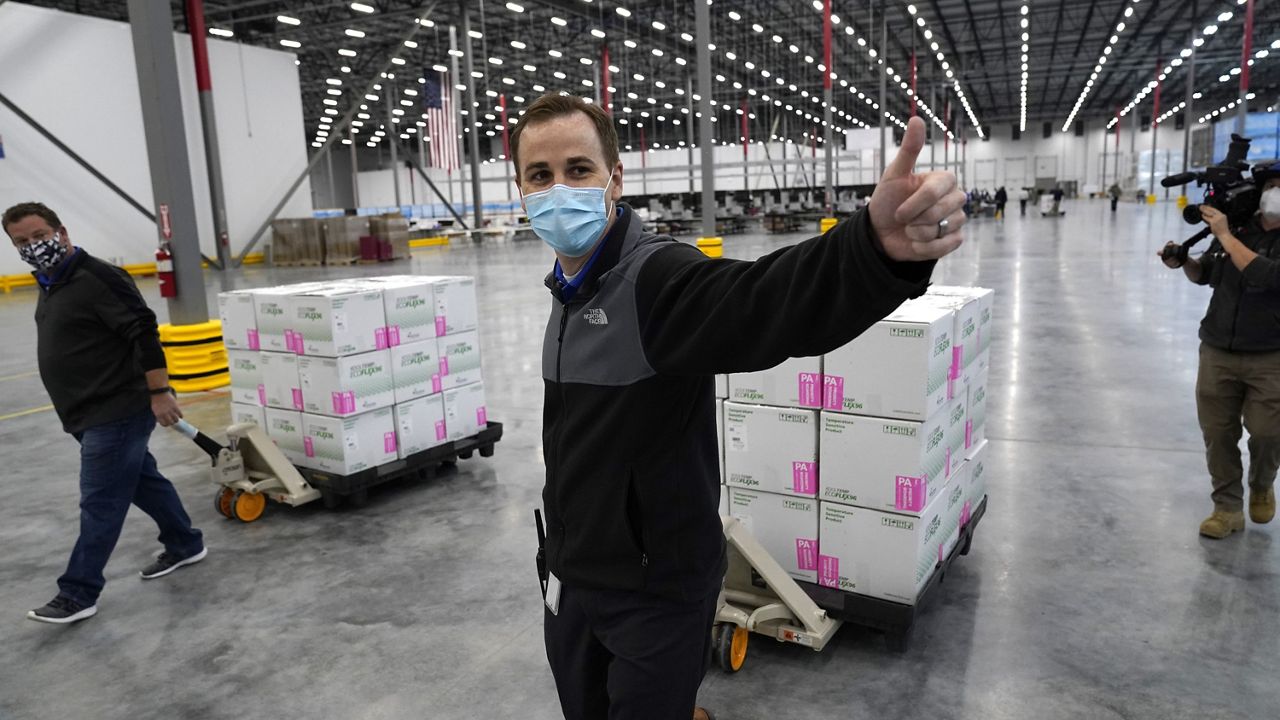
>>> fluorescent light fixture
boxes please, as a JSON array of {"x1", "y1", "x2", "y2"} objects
[
  {"x1": 506, "y1": 2, "x2": 524, "y2": 12},
  {"x1": 345, "y1": 28, "x2": 365, "y2": 38},
  {"x1": 209, "y1": 28, "x2": 233, "y2": 38},
  {"x1": 392, "y1": 58, "x2": 406, "y2": 65},
  {"x1": 404, "y1": 40, "x2": 418, "y2": 48},
  {"x1": 615, "y1": 7, "x2": 631, "y2": 17},
  {"x1": 551, "y1": 16, "x2": 567, "y2": 26},
  {"x1": 280, "y1": 39, "x2": 301, "y2": 48},
  {"x1": 339, "y1": 48, "x2": 358, "y2": 57},
  {"x1": 277, "y1": 15, "x2": 301, "y2": 25},
  {"x1": 351, "y1": 2, "x2": 375, "y2": 13},
  {"x1": 511, "y1": 40, "x2": 526, "y2": 49}
]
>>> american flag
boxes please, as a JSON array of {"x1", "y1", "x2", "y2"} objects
[{"x1": 423, "y1": 71, "x2": 458, "y2": 171}]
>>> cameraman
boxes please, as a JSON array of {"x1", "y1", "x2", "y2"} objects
[{"x1": 1160, "y1": 162, "x2": 1280, "y2": 539}]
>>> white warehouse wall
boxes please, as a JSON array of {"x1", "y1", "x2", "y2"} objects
[{"x1": 0, "y1": 2, "x2": 312, "y2": 275}]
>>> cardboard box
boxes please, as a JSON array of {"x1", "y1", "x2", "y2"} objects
[
  {"x1": 259, "y1": 352, "x2": 302, "y2": 411},
  {"x1": 264, "y1": 408, "x2": 307, "y2": 466},
  {"x1": 716, "y1": 399, "x2": 725, "y2": 483},
  {"x1": 944, "y1": 397, "x2": 967, "y2": 479},
  {"x1": 728, "y1": 356, "x2": 823, "y2": 409},
  {"x1": 966, "y1": 369, "x2": 988, "y2": 451},
  {"x1": 437, "y1": 330, "x2": 483, "y2": 390},
  {"x1": 724, "y1": 403, "x2": 819, "y2": 498},
  {"x1": 230, "y1": 402, "x2": 265, "y2": 428},
  {"x1": 822, "y1": 302, "x2": 953, "y2": 422},
  {"x1": 962, "y1": 439, "x2": 989, "y2": 527},
  {"x1": 930, "y1": 286, "x2": 994, "y2": 375},
  {"x1": 817, "y1": 488, "x2": 959, "y2": 604},
  {"x1": 432, "y1": 276, "x2": 479, "y2": 336},
  {"x1": 302, "y1": 408, "x2": 398, "y2": 475},
  {"x1": 298, "y1": 350, "x2": 395, "y2": 416},
  {"x1": 729, "y1": 489, "x2": 820, "y2": 583},
  {"x1": 819, "y1": 410, "x2": 950, "y2": 515},
  {"x1": 715, "y1": 374, "x2": 729, "y2": 399},
  {"x1": 217, "y1": 290, "x2": 259, "y2": 350},
  {"x1": 290, "y1": 285, "x2": 388, "y2": 357},
  {"x1": 921, "y1": 293, "x2": 980, "y2": 398},
  {"x1": 377, "y1": 278, "x2": 444, "y2": 345},
  {"x1": 393, "y1": 394, "x2": 448, "y2": 457},
  {"x1": 390, "y1": 339, "x2": 442, "y2": 402},
  {"x1": 252, "y1": 286, "x2": 302, "y2": 353},
  {"x1": 719, "y1": 483, "x2": 729, "y2": 516},
  {"x1": 228, "y1": 350, "x2": 264, "y2": 406},
  {"x1": 443, "y1": 381, "x2": 487, "y2": 441}
]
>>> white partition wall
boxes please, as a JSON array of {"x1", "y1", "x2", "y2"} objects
[{"x1": 0, "y1": 2, "x2": 312, "y2": 275}]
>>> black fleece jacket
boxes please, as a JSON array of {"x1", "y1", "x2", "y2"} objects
[
  {"x1": 540, "y1": 204, "x2": 934, "y2": 601},
  {"x1": 1195, "y1": 219, "x2": 1280, "y2": 352},
  {"x1": 32, "y1": 250, "x2": 167, "y2": 433}
]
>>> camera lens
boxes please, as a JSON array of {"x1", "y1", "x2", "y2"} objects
[{"x1": 1183, "y1": 204, "x2": 1203, "y2": 224}]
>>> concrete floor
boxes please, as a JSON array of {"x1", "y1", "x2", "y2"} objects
[{"x1": 1, "y1": 200, "x2": 1275, "y2": 720}]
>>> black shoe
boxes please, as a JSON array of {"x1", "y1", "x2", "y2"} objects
[
  {"x1": 27, "y1": 596, "x2": 97, "y2": 624},
  {"x1": 139, "y1": 547, "x2": 208, "y2": 580}
]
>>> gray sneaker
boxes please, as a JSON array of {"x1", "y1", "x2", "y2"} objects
[
  {"x1": 27, "y1": 596, "x2": 97, "y2": 624},
  {"x1": 139, "y1": 547, "x2": 208, "y2": 580}
]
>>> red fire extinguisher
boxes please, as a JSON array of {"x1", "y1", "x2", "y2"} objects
[{"x1": 156, "y1": 243, "x2": 177, "y2": 298}]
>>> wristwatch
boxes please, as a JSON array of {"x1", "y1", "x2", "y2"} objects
[{"x1": 149, "y1": 386, "x2": 175, "y2": 396}]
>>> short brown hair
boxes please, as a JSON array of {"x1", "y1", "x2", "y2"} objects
[
  {"x1": 3, "y1": 202, "x2": 62, "y2": 235},
  {"x1": 510, "y1": 94, "x2": 619, "y2": 174}
]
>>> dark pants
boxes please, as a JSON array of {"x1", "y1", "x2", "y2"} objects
[
  {"x1": 1019, "y1": 199, "x2": 1027, "y2": 216},
  {"x1": 545, "y1": 585, "x2": 719, "y2": 720},
  {"x1": 57, "y1": 408, "x2": 203, "y2": 606},
  {"x1": 1111, "y1": 197, "x2": 1119, "y2": 212},
  {"x1": 1196, "y1": 343, "x2": 1280, "y2": 513},
  {"x1": 995, "y1": 202, "x2": 1006, "y2": 218}
]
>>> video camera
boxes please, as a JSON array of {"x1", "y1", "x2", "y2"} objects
[{"x1": 1159, "y1": 134, "x2": 1260, "y2": 265}]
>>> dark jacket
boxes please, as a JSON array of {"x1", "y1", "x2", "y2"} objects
[
  {"x1": 33, "y1": 249, "x2": 167, "y2": 433},
  {"x1": 1197, "y1": 219, "x2": 1280, "y2": 352},
  {"x1": 541, "y1": 203, "x2": 934, "y2": 601}
]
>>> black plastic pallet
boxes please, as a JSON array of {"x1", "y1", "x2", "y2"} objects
[
  {"x1": 296, "y1": 421, "x2": 504, "y2": 508},
  {"x1": 796, "y1": 495, "x2": 989, "y2": 651}
]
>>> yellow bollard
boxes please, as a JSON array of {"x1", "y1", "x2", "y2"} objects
[
  {"x1": 696, "y1": 236, "x2": 724, "y2": 258},
  {"x1": 1146, "y1": 193, "x2": 1157, "y2": 205},
  {"x1": 820, "y1": 217, "x2": 839, "y2": 234},
  {"x1": 159, "y1": 320, "x2": 230, "y2": 392},
  {"x1": 1176, "y1": 195, "x2": 1189, "y2": 209}
]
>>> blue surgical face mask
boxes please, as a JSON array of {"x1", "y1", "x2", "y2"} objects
[{"x1": 522, "y1": 177, "x2": 615, "y2": 258}]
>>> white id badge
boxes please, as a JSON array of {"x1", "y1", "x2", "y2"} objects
[{"x1": 544, "y1": 572, "x2": 562, "y2": 615}]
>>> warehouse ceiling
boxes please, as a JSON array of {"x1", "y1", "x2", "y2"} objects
[{"x1": 22, "y1": 0, "x2": 1280, "y2": 165}]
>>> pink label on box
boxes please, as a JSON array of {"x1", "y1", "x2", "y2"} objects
[
  {"x1": 960, "y1": 500, "x2": 972, "y2": 528},
  {"x1": 303, "y1": 437, "x2": 315, "y2": 457},
  {"x1": 792, "y1": 461, "x2": 817, "y2": 495},
  {"x1": 384, "y1": 432, "x2": 397, "y2": 453},
  {"x1": 945, "y1": 447, "x2": 952, "y2": 478},
  {"x1": 439, "y1": 356, "x2": 450, "y2": 376},
  {"x1": 894, "y1": 475, "x2": 928, "y2": 512},
  {"x1": 965, "y1": 419, "x2": 973, "y2": 449},
  {"x1": 951, "y1": 346, "x2": 963, "y2": 379},
  {"x1": 435, "y1": 316, "x2": 447, "y2": 337},
  {"x1": 435, "y1": 420, "x2": 447, "y2": 441},
  {"x1": 247, "y1": 329, "x2": 260, "y2": 350},
  {"x1": 818, "y1": 555, "x2": 839, "y2": 588},
  {"x1": 331, "y1": 392, "x2": 344, "y2": 414},
  {"x1": 797, "y1": 373, "x2": 821, "y2": 408},
  {"x1": 796, "y1": 538, "x2": 818, "y2": 572},
  {"x1": 822, "y1": 375, "x2": 845, "y2": 411},
  {"x1": 291, "y1": 388, "x2": 303, "y2": 410},
  {"x1": 257, "y1": 384, "x2": 266, "y2": 406},
  {"x1": 939, "y1": 543, "x2": 946, "y2": 563},
  {"x1": 477, "y1": 406, "x2": 488, "y2": 426},
  {"x1": 283, "y1": 329, "x2": 293, "y2": 351},
  {"x1": 388, "y1": 325, "x2": 401, "y2": 346},
  {"x1": 431, "y1": 374, "x2": 443, "y2": 393},
  {"x1": 375, "y1": 327, "x2": 388, "y2": 350},
  {"x1": 343, "y1": 391, "x2": 356, "y2": 414}
]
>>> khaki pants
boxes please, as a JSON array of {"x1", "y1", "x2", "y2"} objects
[{"x1": 1196, "y1": 343, "x2": 1280, "y2": 512}]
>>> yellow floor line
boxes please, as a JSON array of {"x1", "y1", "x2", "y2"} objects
[
  {"x1": 0, "y1": 404, "x2": 53, "y2": 421},
  {"x1": 0, "y1": 370, "x2": 40, "y2": 383}
]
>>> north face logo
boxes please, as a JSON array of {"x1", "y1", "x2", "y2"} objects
[{"x1": 583, "y1": 308, "x2": 609, "y2": 325}]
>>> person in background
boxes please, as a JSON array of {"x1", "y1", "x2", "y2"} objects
[
  {"x1": 1158, "y1": 161, "x2": 1280, "y2": 538},
  {"x1": 512, "y1": 95, "x2": 964, "y2": 720},
  {"x1": 1018, "y1": 186, "x2": 1030, "y2": 216},
  {"x1": 4, "y1": 202, "x2": 207, "y2": 625},
  {"x1": 1109, "y1": 183, "x2": 1122, "y2": 212},
  {"x1": 1051, "y1": 185, "x2": 1065, "y2": 215},
  {"x1": 995, "y1": 187, "x2": 1008, "y2": 220}
]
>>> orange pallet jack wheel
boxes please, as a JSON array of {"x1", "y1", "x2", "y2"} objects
[
  {"x1": 214, "y1": 487, "x2": 235, "y2": 519},
  {"x1": 714, "y1": 623, "x2": 749, "y2": 673},
  {"x1": 231, "y1": 490, "x2": 267, "y2": 523}
]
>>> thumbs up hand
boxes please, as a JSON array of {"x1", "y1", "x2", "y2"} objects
[{"x1": 868, "y1": 116, "x2": 967, "y2": 262}]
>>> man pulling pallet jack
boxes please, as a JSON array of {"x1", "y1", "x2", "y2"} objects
[{"x1": 516, "y1": 95, "x2": 966, "y2": 719}]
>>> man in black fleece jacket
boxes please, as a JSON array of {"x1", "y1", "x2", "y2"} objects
[
  {"x1": 4, "y1": 202, "x2": 206, "y2": 625},
  {"x1": 512, "y1": 96, "x2": 964, "y2": 720}
]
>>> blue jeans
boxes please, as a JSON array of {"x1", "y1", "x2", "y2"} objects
[{"x1": 57, "y1": 408, "x2": 203, "y2": 606}]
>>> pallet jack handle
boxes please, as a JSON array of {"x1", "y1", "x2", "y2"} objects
[{"x1": 172, "y1": 419, "x2": 227, "y2": 464}]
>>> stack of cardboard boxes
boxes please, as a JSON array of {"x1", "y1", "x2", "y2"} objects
[
  {"x1": 219, "y1": 275, "x2": 485, "y2": 476},
  {"x1": 715, "y1": 286, "x2": 994, "y2": 605}
]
